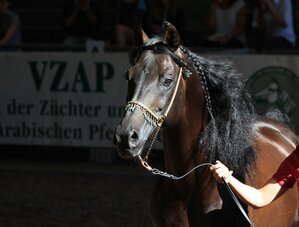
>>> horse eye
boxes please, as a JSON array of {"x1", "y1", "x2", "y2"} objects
[{"x1": 163, "y1": 78, "x2": 173, "y2": 87}]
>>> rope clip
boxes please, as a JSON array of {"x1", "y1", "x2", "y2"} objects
[{"x1": 138, "y1": 156, "x2": 153, "y2": 172}]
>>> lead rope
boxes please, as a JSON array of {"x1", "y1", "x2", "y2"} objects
[
  {"x1": 223, "y1": 179, "x2": 255, "y2": 227},
  {"x1": 140, "y1": 159, "x2": 254, "y2": 227}
]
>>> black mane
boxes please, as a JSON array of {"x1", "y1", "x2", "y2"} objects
[{"x1": 182, "y1": 47, "x2": 257, "y2": 178}]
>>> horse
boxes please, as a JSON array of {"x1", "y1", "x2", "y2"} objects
[{"x1": 113, "y1": 22, "x2": 299, "y2": 227}]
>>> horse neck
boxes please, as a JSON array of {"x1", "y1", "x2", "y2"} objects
[{"x1": 163, "y1": 72, "x2": 208, "y2": 175}]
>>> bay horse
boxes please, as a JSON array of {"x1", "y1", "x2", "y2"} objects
[{"x1": 113, "y1": 22, "x2": 299, "y2": 227}]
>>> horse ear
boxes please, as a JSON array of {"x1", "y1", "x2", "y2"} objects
[
  {"x1": 162, "y1": 21, "x2": 181, "y2": 49},
  {"x1": 133, "y1": 23, "x2": 149, "y2": 46}
]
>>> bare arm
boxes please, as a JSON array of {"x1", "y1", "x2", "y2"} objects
[
  {"x1": 207, "y1": 1, "x2": 218, "y2": 32},
  {"x1": 210, "y1": 160, "x2": 288, "y2": 208},
  {"x1": 0, "y1": 24, "x2": 17, "y2": 44},
  {"x1": 214, "y1": 4, "x2": 247, "y2": 45},
  {"x1": 64, "y1": 0, "x2": 98, "y2": 28},
  {"x1": 64, "y1": 6, "x2": 79, "y2": 28},
  {"x1": 82, "y1": 7, "x2": 98, "y2": 27},
  {"x1": 230, "y1": 6, "x2": 247, "y2": 40},
  {"x1": 263, "y1": 0, "x2": 287, "y2": 28}
]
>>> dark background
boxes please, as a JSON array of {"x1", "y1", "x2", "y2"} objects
[{"x1": 0, "y1": 145, "x2": 164, "y2": 227}]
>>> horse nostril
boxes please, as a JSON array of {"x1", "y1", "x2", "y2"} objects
[
  {"x1": 155, "y1": 107, "x2": 163, "y2": 113},
  {"x1": 129, "y1": 129, "x2": 138, "y2": 139},
  {"x1": 128, "y1": 129, "x2": 139, "y2": 148}
]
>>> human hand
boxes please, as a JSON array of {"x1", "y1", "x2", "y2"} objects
[
  {"x1": 218, "y1": 35, "x2": 228, "y2": 45},
  {"x1": 210, "y1": 160, "x2": 233, "y2": 183},
  {"x1": 78, "y1": 0, "x2": 90, "y2": 11},
  {"x1": 212, "y1": 0, "x2": 222, "y2": 7},
  {"x1": 259, "y1": 0, "x2": 272, "y2": 9}
]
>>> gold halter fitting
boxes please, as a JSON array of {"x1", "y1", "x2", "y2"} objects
[{"x1": 125, "y1": 100, "x2": 164, "y2": 127}]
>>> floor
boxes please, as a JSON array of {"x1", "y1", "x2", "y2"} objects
[{"x1": 0, "y1": 158, "x2": 157, "y2": 227}]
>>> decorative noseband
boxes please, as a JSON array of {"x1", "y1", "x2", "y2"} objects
[{"x1": 126, "y1": 100, "x2": 165, "y2": 127}]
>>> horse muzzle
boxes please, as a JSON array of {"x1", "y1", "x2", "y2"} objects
[{"x1": 113, "y1": 124, "x2": 143, "y2": 159}]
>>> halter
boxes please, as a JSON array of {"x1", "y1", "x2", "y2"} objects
[
  {"x1": 125, "y1": 66, "x2": 185, "y2": 170},
  {"x1": 125, "y1": 44, "x2": 208, "y2": 171}
]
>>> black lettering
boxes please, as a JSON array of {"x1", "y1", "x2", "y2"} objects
[
  {"x1": 71, "y1": 62, "x2": 91, "y2": 92},
  {"x1": 39, "y1": 99, "x2": 48, "y2": 115},
  {"x1": 95, "y1": 62, "x2": 114, "y2": 92},
  {"x1": 29, "y1": 61, "x2": 48, "y2": 91},
  {"x1": 50, "y1": 61, "x2": 68, "y2": 91}
]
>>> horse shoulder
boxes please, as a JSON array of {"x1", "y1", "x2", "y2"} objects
[
  {"x1": 252, "y1": 118, "x2": 298, "y2": 157},
  {"x1": 249, "y1": 117, "x2": 298, "y2": 185},
  {"x1": 246, "y1": 117, "x2": 298, "y2": 226}
]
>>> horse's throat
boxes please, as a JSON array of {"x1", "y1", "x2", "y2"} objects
[{"x1": 163, "y1": 125, "x2": 201, "y2": 175}]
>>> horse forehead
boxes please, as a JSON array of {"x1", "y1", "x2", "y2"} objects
[{"x1": 143, "y1": 51, "x2": 175, "y2": 71}]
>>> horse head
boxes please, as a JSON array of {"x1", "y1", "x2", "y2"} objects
[{"x1": 113, "y1": 22, "x2": 197, "y2": 160}]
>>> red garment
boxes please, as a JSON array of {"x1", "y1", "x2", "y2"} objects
[
  {"x1": 272, "y1": 145, "x2": 299, "y2": 227},
  {"x1": 272, "y1": 145, "x2": 299, "y2": 191}
]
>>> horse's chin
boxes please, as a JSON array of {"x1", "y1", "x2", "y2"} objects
[{"x1": 115, "y1": 146, "x2": 143, "y2": 160}]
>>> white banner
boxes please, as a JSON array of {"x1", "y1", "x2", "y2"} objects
[
  {"x1": 0, "y1": 53, "x2": 130, "y2": 147},
  {"x1": 0, "y1": 53, "x2": 298, "y2": 147}
]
